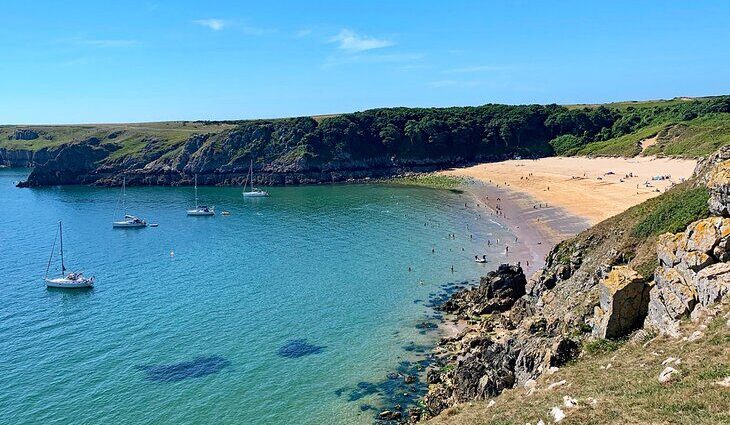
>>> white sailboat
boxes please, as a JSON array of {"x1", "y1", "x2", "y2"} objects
[
  {"x1": 113, "y1": 177, "x2": 147, "y2": 228},
  {"x1": 44, "y1": 221, "x2": 94, "y2": 288},
  {"x1": 187, "y1": 174, "x2": 215, "y2": 216},
  {"x1": 242, "y1": 159, "x2": 269, "y2": 198}
]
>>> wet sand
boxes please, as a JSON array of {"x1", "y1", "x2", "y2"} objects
[{"x1": 461, "y1": 180, "x2": 590, "y2": 277}]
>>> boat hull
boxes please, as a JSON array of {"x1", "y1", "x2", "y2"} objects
[
  {"x1": 243, "y1": 192, "x2": 269, "y2": 198},
  {"x1": 112, "y1": 222, "x2": 147, "y2": 228},
  {"x1": 45, "y1": 278, "x2": 94, "y2": 288},
  {"x1": 187, "y1": 210, "x2": 215, "y2": 216}
]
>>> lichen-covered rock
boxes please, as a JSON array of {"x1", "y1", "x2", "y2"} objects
[
  {"x1": 592, "y1": 266, "x2": 649, "y2": 339},
  {"x1": 645, "y1": 268, "x2": 697, "y2": 337},
  {"x1": 646, "y1": 216, "x2": 730, "y2": 336},
  {"x1": 657, "y1": 233, "x2": 683, "y2": 267},
  {"x1": 693, "y1": 262, "x2": 730, "y2": 306},
  {"x1": 707, "y1": 159, "x2": 730, "y2": 216}
]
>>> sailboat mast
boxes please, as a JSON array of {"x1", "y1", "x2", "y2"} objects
[
  {"x1": 122, "y1": 176, "x2": 127, "y2": 216},
  {"x1": 59, "y1": 221, "x2": 66, "y2": 276},
  {"x1": 194, "y1": 174, "x2": 198, "y2": 207},
  {"x1": 45, "y1": 223, "x2": 59, "y2": 278}
]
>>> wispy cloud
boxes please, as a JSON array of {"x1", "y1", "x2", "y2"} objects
[
  {"x1": 446, "y1": 65, "x2": 513, "y2": 73},
  {"x1": 194, "y1": 19, "x2": 276, "y2": 35},
  {"x1": 194, "y1": 18, "x2": 226, "y2": 31},
  {"x1": 323, "y1": 52, "x2": 422, "y2": 68},
  {"x1": 329, "y1": 29, "x2": 394, "y2": 52}
]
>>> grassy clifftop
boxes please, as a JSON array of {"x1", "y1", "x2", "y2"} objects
[
  {"x1": 576, "y1": 113, "x2": 730, "y2": 158},
  {"x1": 427, "y1": 304, "x2": 729, "y2": 425}
]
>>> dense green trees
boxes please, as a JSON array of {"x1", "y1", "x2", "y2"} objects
[{"x1": 223, "y1": 96, "x2": 730, "y2": 165}]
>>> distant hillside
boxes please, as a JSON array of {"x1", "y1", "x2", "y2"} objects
[{"x1": 3, "y1": 96, "x2": 729, "y2": 186}]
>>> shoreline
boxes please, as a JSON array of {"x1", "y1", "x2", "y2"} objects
[{"x1": 460, "y1": 179, "x2": 590, "y2": 276}]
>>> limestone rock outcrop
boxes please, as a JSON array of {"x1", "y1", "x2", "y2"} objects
[
  {"x1": 592, "y1": 266, "x2": 649, "y2": 339},
  {"x1": 646, "y1": 217, "x2": 730, "y2": 336},
  {"x1": 703, "y1": 147, "x2": 730, "y2": 216}
]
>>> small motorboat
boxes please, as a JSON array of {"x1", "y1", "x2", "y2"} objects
[
  {"x1": 221, "y1": 211, "x2": 230, "y2": 216},
  {"x1": 150, "y1": 223, "x2": 159, "y2": 227},
  {"x1": 44, "y1": 222, "x2": 94, "y2": 288},
  {"x1": 475, "y1": 256, "x2": 488, "y2": 263}
]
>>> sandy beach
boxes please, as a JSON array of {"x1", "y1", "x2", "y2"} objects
[
  {"x1": 444, "y1": 156, "x2": 697, "y2": 225},
  {"x1": 442, "y1": 156, "x2": 697, "y2": 274}
]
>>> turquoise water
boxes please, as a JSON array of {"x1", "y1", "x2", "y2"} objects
[{"x1": 0, "y1": 169, "x2": 514, "y2": 424}]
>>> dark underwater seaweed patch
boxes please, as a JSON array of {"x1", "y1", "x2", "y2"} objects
[
  {"x1": 137, "y1": 355, "x2": 230, "y2": 382},
  {"x1": 277, "y1": 339, "x2": 326, "y2": 358}
]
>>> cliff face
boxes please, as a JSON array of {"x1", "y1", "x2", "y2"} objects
[
  {"x1": 0, "y1": 148, "x2": 52, "y2": 167},
  {"x1": 16, "y1": 130, "x2": 513, "y2": 187},
  {"x1": 416, "y1": 147, "x2": 730, "y2": 422}
]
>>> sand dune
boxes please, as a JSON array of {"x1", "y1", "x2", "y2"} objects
[{"x1": 442, "y1": 156, "x2": 697, "y2": 225}]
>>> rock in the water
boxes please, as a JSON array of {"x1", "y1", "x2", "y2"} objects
[
  {"x1": 592, "y1": 266, "x2": 649, "y2": 339},
  {"x1": 440, "y1": 264, "x2": 526, "y2": 317},
  {"x1": 378, "y1": 410, "x2": 401, "y2": 420}
]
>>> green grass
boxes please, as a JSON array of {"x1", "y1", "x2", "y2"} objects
[
  {"x1": 574, "y1": 113, "x2": 730, "y2": 159},
  {"x1": 583, "y1": 338, "x2": 624, "y2": 355},
  {"x1": 565, "y1": 97, "x2": 701, "y2": 111},
  {"x1": 643, "y1": 113, "x2": 730, "y2": 158},
  {"x1": 427, "y1": 304, "x2": 730, "y2": 425},
  {"x1": 0, "y1": 121, "x2": 236, "y2": 153},
  {"x1": 575, "y1": 123, "x2": 667, "y2": 157},
  {"x1": 387, "y1": 174, "x2": 466, "y2": 191},
  {"x1": 631, "y1": 186, "x2": 710, "y2": 238}
]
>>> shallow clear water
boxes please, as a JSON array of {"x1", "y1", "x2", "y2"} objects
[{"x1": 0, "y1": 168, "x2": 514, "y2": 424}]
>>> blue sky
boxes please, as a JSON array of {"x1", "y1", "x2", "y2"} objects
[{"x1": 2, "y1": 1, "x2": 729, "y2": 124}]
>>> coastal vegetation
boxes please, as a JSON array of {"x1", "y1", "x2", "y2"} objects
[
  {"x1": 3, "y1": 96, "x2": 730, "y2": 188},
  {"x1": 426, "y1": 306, "x2": 729, "y2": 425},
  {"x1": 387, "y1": 174, "x2": 466, "y2": 191}
]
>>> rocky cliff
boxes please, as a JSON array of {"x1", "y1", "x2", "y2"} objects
[
  {"x1": 414, "y1": 147, "x2": 730, "y2": 423},
  {"x1": 15, "y1": 131, "x2": 493, "y2": 187}
]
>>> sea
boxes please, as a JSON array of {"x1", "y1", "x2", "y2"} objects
[{"x1": 0, "y1": 168, "x2": 516, "y2": 424}]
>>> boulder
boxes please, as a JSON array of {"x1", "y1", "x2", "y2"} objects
[
  {"x1": 592, "y1": 266, "x2": 649, "y2": 339},
  {"x1": 8, "y1": 129, "x2": 39, "y2": 140},
  {"x1": 645, "y1": 267, "x2": 697, "y2": 336},
  {"x1": 684, "y1": 217, "x2": 724, "y2": 253},
  {"x1": 657, "y1": 233, "x2": 682, "y2": 267},
  {"x1": 658, "y1": 366, "x2": 680, "y2": 384},
  {"x1": 441, "y1": 264, "x2": 526, "y2": 317},
  {"x1": 707, "y1": 159, "x2": 730, "y2": 216},
  {"x1": 693, "y1": 262, "x2": 730, "y2": 306}
]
